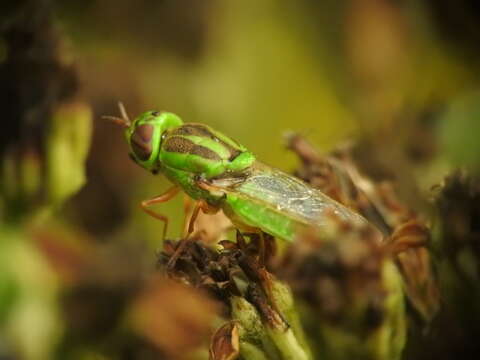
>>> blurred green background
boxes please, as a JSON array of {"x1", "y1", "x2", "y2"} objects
[
  {"x1": 2, "y1": 0, "x2": 480, "y2": 359},
  {"x1": 58, "y1": 0, "x2": 480, "y2": 243}
]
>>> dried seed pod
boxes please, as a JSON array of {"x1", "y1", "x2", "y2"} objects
[
  {"x1": 287, "y1": 134, "x2": 439, "y2": 324},
  {"x1": 278, "y1": 215, "x2": 406, "y2": 360},
  {"x1": 160, "y1": 235, "x2": 313, "y2": 359}
]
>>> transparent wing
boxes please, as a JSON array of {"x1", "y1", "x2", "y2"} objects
[{"x1": 214, "y1": 164, "x2": 368, "y2": 228}]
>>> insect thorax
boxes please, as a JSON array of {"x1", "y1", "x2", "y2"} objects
[{"x1": 159, "y1": 123, "x2": 255, "y2": 178}]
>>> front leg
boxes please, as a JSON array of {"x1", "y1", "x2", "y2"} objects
[{"x1": 140, "y1": 186, "x2": 180, "y2": 241}]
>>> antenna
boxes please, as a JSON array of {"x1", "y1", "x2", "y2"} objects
[
  {"x1": 118, "y1": 101, "x2": 130, "y2": 124},
  {"x1": 101, "y1": 101, "x2": 132, "y2": 128}
]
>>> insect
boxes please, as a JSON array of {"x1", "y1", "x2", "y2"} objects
[{"x1": 104, "y1": 103, "x2": 378, "y2": 243}]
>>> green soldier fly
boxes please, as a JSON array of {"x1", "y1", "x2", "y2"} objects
[{"x1": 104, "y1": 103, "x2": 379, "y2": 243}]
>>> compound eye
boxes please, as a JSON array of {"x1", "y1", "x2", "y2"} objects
[{"x1": 131, "y1": 124, "x2": 154, "y2": 161}]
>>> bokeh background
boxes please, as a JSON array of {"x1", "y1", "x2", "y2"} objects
[
  {"x1": 1, "y1": 0, "x2": 480, "y2": 359},
  {"x1": 65, "y1": 0, "x2": 480, "y2": 243}
]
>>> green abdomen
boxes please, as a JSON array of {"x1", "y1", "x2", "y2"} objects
[{"x1": 223, "y1": 193, "x2": 304, "y2": 242}]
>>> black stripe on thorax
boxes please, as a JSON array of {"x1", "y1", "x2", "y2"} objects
[
  {"x1": 170, "y1": 124, "x2": 241, "y2": 161},
  {"x1": 163, "y1": 136, "x2": 221, "y2": 161}
]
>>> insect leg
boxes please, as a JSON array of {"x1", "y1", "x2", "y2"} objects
[
  {"x1": 194, "y1": 178, "x2": 227, "y2": 198},
  {"x1": 167, "y1": 200, "x2": 219, "y2": 270},
  {"x1": 182, "y1": 196, "x2": 194, "y2": 234},
  {"x1": 235, "y1": 231, "x2": 266, "y2": 265},
  {"x1": 141, "y1": 186, "x2": 180, "y2": 240},
  {"x1": 236, "y1": 230, "x2": 248, "y2": 250},
  {"x1": 166, "y1": 238, "x2": 191, "y2": 270},
  {"x1": 185, "y1": 200, "x2": 219, "y2": 236},
  {"x1": 187, "y1": 201, "x2": 202, "y2": 235}
]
